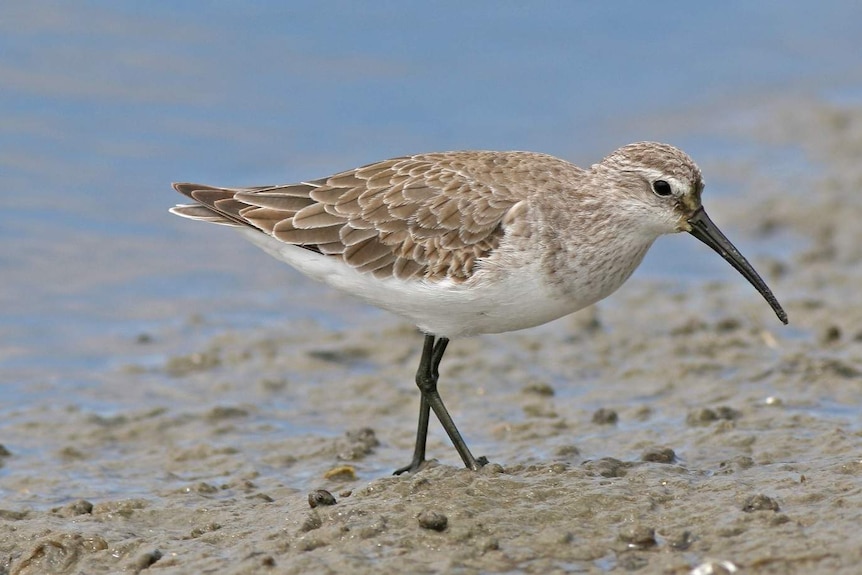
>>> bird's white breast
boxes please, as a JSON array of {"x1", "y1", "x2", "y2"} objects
[{"x1": 239, "y1": 228, "x2": 609, "y2": 338}]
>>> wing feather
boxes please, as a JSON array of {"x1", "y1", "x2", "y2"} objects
[{"x1": 169, "y1": 151, "x2": 552, "y2": 282}]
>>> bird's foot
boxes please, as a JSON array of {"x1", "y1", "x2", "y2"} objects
[{"x1": 393, "y1": 458, "x2": 429, "y2": 475}]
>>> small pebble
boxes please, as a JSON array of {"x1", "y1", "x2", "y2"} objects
[
  {"x1": 592, "y1": 407, "x2": 618, "y2": 425},
  {"x1": 522, "y1": 381, "x2": 555, "y2": 396},
  {"x1": 820, "y1": 324, "x2": 842, "y2": 344},
  {"x1": 741, "y1": 494, "x2": 780, "y2": 512},
  {"x1": 718, "y1": 456, "x2": 755, "y2": 473},
  {"x1": 641, "y1": 447, "x2": 676, "y2": 464},
  {"x1": 190, "y1": 482, "x2": 218, "y2": 495},
  {"x1": 478, "y1": 461, "x2": 503, "y2": 475},
  {"x1": 189, "y1": 522, "x2": 222, "y2": 538},
  {"x1": 686, "y1": 406, "x2": 740, "y2": 426},
  {"x1": 583, "y1": 457, "x2": 628, "y2": 478},
  {"x1": 417, "y1": 509, "x2": 448, "y2": 531},
  {"x1": 308, "y1": 489, "x2": 337, "y2": 508},
  {"x1": 205, "y1": 406, "x2": 249, "y2": 421},
  {"x1": 618, "y1": 524, "x2": 656, "y2": 549},
  {"x1": 57, "y1": 499, "x2": 93, "y2": 517},
  {"x1": 715, "y1": 317, "x2": 741, "y2": 332}
]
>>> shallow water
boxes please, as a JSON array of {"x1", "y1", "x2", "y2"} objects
[{"x1": 2, "y1": 3, "x2": 862, "y2": 574}]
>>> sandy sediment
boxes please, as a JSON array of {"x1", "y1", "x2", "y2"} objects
[{"x1": 2, "y1": 101, "x2": 862, "y2": 574}]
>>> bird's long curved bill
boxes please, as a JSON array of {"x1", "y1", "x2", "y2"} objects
[{"x1": 687, "y1": 207, "x2": 788, "y2": 324}]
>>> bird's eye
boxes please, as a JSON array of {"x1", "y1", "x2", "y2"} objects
[{"x1": 652, "y1": 180, "x2": 672, "y2": 197}]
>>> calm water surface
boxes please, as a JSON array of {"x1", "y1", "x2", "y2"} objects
[{"x1": 1, "y1": 1, "x2": 860, "y2": 402}]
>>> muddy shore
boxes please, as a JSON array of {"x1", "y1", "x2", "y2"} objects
[{"x1": 2, "y1": 101, "x2": 862, "y2": 574}]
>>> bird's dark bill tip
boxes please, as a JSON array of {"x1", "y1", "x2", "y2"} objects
[{"x1": 687, "y1": 208, "x2": 788, "y2": 325}]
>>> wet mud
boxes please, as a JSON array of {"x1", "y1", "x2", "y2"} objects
[{"x1": 2, "y1": 101, "x2": 862, "y2": 573}]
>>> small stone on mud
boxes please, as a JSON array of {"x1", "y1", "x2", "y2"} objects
[
  {"x1": 592, "y1": 407, "x2": 618, "y2": 425},
  {"x1": 183, "y1": 482, "x2": 218, "y2": 496},
  {"x1": 583, "y1": 457, "x2": 628, "y2": 478},
  {"x1": 641, "y1": 447, "x2": 676, "y2": 464},
  {"x1": 715, "y1": 317, "x2": 741, "y2": 332},
  {"x1": 820, "y1": 324, "x2": 842, "y2": 344},
  {"x1": 687, "y1": 406, "x2": 740, "y2": 426},
  {"x1": 417, "y1": 509, "x2": 448, "y2": 531},
  {"x1": 522, "y1": 381, "x2": 555, "y2": 396},
  {"x1": 718, "y1": 456, "x2": 754, "y2": 473},
  {"x1": 205, "y1": 405, "x2": 249, "y2": 421},
  {"x1": 479, "y1": 461, "x2": 503, "y2": 474},
  {"x1": 618, "y1": 524, "x2": 656, "y2": 549},
  {"x1": 308, "y1": 489, "x2": 337, "y2": 508},
  {"x1": 741, "y1": 494, "x2": 780, "y2": 512},
  {"x1": 687, "y1": 408, "x2": 717, "y2": 425},
  {"x1": 55, "y1": 499, "x2": 93, "y2": 517},
  {"x1": 190, "y1": 522, "x2": 222, "y2": 538}
]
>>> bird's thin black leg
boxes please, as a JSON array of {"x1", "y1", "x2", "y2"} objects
[
  {"x1": 394, "y1": 334, "x2": 487, "y2": 474},
  {"x1": 393, "y1": 395, "x2": 430, "y2": 475},
  {"x1": 393, "y1": 336, "x2": 438, "y2": 475}
]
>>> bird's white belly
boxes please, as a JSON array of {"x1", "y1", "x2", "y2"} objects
[{"x1": 240, "y1": 230, "x2": 595, "y2": 338}]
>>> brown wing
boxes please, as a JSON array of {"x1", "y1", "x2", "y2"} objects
[{"x1": 171, "y1": 153, "x2": 524, "y2": 281}]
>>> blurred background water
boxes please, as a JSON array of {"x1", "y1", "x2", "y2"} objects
[{"x1": 1, "y1": 1, "x2": 861, "y2": 399}]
